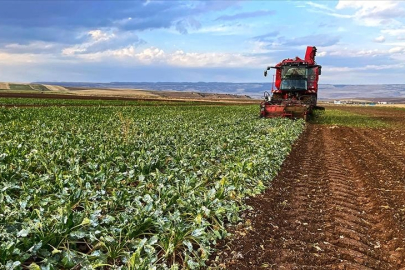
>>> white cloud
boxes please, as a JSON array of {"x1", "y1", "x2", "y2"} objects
[
  {"x1": 388, "y1": 47, "x2": 405, "y2": 54},
  {"x1": 327, "y1": 48, "x2": 385, "y2": 57},
  {"x1": 320, "y1": 45, "x2": 405, "y2": 58},
  {"x1": 62, "y1": 29, "x2": 116, "y2": 56},
  {"x1": 88, "y1": 30, "x2": 115, "y2": 42},
  {"x1": 248, "y1": 40, "x2": 271, "y2": 54},
  {"x1": 304, "y1": 2, "x2": 352, "y2": 18},
  {"x1": 335, "y1": 1, "x2": 405, "y2": 27},
  {"x1": 5, "y1": 41, "x2": 56, "y2": 50},
  {"x1": 116, "y1": 47, "x2": 166, "y2": 64},
  {"x1": 189, "y1": 23, "x2": 248, "y2": 36},
  {"x1": 167, "y1": 50, "x2": 262, "y2": 67},
  {"x1": 381, "y1": 28, "x2": 405, "y2": 41},
  {"x1": 0, "y1": 51, "x2": 44, "y2": 64},
  {"x1": 325, "y1": 63, "x2": 405, "y2": 72},
  {"x1": 67, "y1": 45, "x2": 270, "y2": 68},
  {"x1": 382, "y1": 28, "x2": 405, "y2": 36},
  {"x1": 374, "y1": 36, "x2": 385, "y2": 43},
  {"x1": 306, "y1": 2, "x2": 335, "y2": 12},
  {"x1": 191, "y1": 25, "x2": 232, "y2": 34}
]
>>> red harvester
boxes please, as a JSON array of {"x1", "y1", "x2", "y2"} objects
[{"x1": 260, "y1": 46, "x2": 322, "y2": 120}]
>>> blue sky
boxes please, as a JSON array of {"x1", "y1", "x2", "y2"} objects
[{"x1": 1, "y1": 0, "x2": 405, "y2": 84}]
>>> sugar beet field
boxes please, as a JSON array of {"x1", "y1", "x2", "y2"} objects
[
  {"x1": 1, "y1": 102, "x2": 405, "y2": 270},
  {"x1": 0, "y1": 104, "x2": 304, "y2": 269}
]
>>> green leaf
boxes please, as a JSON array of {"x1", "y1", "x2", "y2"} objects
[{"x1": 27, "y1": 263, "x2": 41, "y2": 270}]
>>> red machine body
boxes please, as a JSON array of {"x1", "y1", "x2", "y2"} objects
[{"x1": 260, "y1": 46, "x2": 322, "y2": 120}]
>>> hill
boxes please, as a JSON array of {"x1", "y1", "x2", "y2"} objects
[{"x1": 2, "y1": 82, "x2": 405, "y2": 103}]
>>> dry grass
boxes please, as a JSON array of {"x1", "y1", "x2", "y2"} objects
[
  {"x1": 0, "y1": 83, "x2": 10, "y2": 90},
  {"x1": 68, "y1": 89, "x2": 161, "y2": 99},
  {"x1": 43, "y1": 85, "x2": 68, "y2": 91},
  {"x1": 375, "y1": 104, "x2": 405, "y2": 108}
]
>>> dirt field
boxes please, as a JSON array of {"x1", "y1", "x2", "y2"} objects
[{"x1": 212, "y1": 108, "x2": 405, "y2": 269}]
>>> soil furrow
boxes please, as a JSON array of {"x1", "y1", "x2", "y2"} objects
[
  {"x1": 321, "y1": 127, "x2": 394, "y2": 268},
  {"x1": 211, "y1": 121, "x2": 405, "y2": 269}
]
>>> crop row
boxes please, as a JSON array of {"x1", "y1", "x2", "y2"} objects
[
  {"x1": 0, "y1": 98, "x2": 204, "y2": 107},
  {"x1": 0, "y1": 105, "x2": 304, "y2": 269}
]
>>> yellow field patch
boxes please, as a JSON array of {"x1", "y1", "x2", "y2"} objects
[
  {"x1": 0, "y1": 82, "x2": 10, "y2": 89},
  {"x1": 43, "y1": 84, "x2": 68, "y2": 91},
  {"x1": 376, "y1": 104, "x2": 405, "y2": 108},
  {"x1": 70, "y1": 89, "x2": 161, "y2": 99}
]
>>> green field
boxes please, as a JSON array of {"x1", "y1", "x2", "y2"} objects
[
  {"x1": 8, "y1": 84, "x2": 35, "y2": 91},
  {"x1": 0, "y1": 98, "x2": 216, "y2": 107},
  {"x1": 310, "y1": 108, "x2": 389, "y2": 128},
  {"x1": 29, "y1": 84, "x2": 50, "y2": 92},
  {"x1": 0, "y1": 105, "x2": 304, "y2": 269}
]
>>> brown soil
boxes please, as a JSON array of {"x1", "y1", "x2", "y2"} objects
[{"x1": 212, "y1": 120, "x2": 405, "y2": 269}]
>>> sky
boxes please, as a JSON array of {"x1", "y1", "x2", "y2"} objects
[{"x1": 1, "y1": 0, "x2": 405, "y2": 84}]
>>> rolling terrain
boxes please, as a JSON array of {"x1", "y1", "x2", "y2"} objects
[
  {"x1": 0, "y1": 82, "x2": 256, "y2": 103},
  {"x1": 37, "y1": 82, "x2": 405, "y2": 101},
  {"x1": 2, "y1": 82, "x2": 405, "y2": 102}
]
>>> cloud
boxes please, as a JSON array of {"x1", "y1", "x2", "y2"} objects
[
  {"x1": 251, "y1": 33, "x2": 339, "y2": 51},
  {"x1": 374, "y1": 36, "x2": 385, "y2": 43},
  {"x1": 383, "y1": 29, "x2": 405, "y2": 36},
  {"x1": 0, "y1": 1, "x2": 239, "y2": 44},
  {"x1": 191, "y1": 23, "x2": 248, "y2": 35},
  {"x1": 216, "y1": 10, "x2": 275, "y2": 21},
  {"x1": 88, "y1": 30, "x2": 115, "y2": 43},
  {"x1": 313, "y1": 45, "x2": 405, "y2": 72},
  {"x1": 326, "y1": 63, "x2": 405, "y2": 72},
  {"x1": 335, "y1": 1, "x2": 405, "y2": 26},
  {"x1": 304, "y1": 2, "x2": 352, "y2": 19},
  {"x1": 62, "y1": 45, "x2": 270, "y2": 68},
  {"x1": 248, "y1": 41, "x2": 272, "y2": 54},
  {"x1": 382, "y1": 28, "x2": 405, "y2": 41},
  {"x1": 175, "y1": 18, "x2": 202, "y2": 34},
  {"x1": 3, "y1": 41, "x2": 59, "y2": 54},
  {"x1": 305, "y1": 2, "x2": 335, "y2": 12},
  {"x1": 62, "y1": 29, "x2": 145, "y2": 56},
  {"x1": 324, "y1": 46, "x2": 405, "y2": 58},
  {"x1": 62, "y1": 30, "x2": 116, "y2": 56},
  {"x1": 388, "y1": 47, "x2": 405, "y2": 54},
  {"x1": 327, "y1": 48, "x2": 385, "y2": 57}
]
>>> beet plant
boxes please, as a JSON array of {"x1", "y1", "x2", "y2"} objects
[{"x1": 0, "y1": 105, "x2": 304, "y2": 269}]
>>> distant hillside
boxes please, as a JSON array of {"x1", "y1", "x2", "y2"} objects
[
  {"x1": 0, "y1": 82, "x2": 68, "y2": 92},
  {"x1": 33, "y1": 82, "x2": 405, "y2": 102},
  {"x1": 319, "y1": 84, "x2": 405, "y2": 100},
  {"x1": 37, "y1": 82, "x2": 267, "y2": 98}
]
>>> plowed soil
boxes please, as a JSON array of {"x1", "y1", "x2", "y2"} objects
[{"x1": 212, "y1": 110, "x2": 405, "y2": 269}]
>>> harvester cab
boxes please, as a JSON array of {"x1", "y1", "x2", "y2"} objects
[{"x1": 260, "y1": 46, "x2": 322, "y2": 120}]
